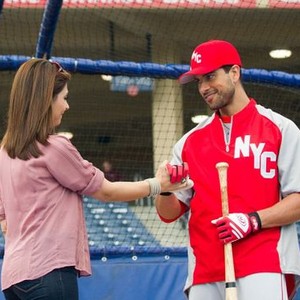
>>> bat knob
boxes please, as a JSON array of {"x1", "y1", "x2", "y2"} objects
[{"x1": 216, "y1": 162, "x2": 229, "y2": 169}]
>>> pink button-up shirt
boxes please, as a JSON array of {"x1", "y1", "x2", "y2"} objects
[{"x1": 0, "y1": 135, "x2": 104, "y2": 290}]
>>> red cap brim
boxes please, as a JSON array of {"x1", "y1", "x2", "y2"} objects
[
  {"x1": 178, "y1": 72, "x2": 195, "y2": 84},
  {"x1": 178, "y1": 66, "x2": 215, "y2": 84}
]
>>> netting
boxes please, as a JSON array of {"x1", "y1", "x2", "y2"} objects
[{"x1": 0, "y1": 0, "x2": 300, "y2": 254}]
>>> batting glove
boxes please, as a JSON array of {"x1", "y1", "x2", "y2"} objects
[
  {"x1": 166, "y1": 162, "x2": 189, "y2": 184},
  {"x1": 159, "y1": 162, "x2": 193, "y2": 195},
  {"x1": 211, "y1": 212, "x2": 261, "y2": 244}
]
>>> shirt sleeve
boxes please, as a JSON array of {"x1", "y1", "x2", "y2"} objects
[
  {"x1": 256, "y1": 105, "x2": 300, "y2": 197},
  {"x1": 277, "y1": 116, "x2": 300, "y2": 197},
  {"x1": 156, "y1": 201, "x2": 188, "y2": 223},
  {"x1": 42, "y1": 135, "x2": 104, "y2": 195}
]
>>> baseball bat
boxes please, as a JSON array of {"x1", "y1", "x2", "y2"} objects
[{"x1": 216, "y1": 162, "x2": 238, "y2": 300}]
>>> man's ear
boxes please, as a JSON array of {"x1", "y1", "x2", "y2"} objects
[{"x1": 230, "y1": 65, "x2": 241, "y2": 83}]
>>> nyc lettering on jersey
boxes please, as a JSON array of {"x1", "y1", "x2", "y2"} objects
[{"x1": 234, "y1": 135, "x2": 276, "y2": 179}]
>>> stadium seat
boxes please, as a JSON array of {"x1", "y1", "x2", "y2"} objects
[{"x1": 83, "y1": 197, "x2": 160, "y2": 248}]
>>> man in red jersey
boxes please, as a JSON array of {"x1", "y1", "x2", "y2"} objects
[{"x1": 155, "y1": 40, "x2": 300, "y2": 300}]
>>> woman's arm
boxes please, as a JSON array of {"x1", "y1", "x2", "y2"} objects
[{"x1": 91, "y1": 161, "x2": 192, "y2": 202}]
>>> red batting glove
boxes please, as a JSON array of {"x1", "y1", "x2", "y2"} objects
[
  {"x1": 166, "y1": 162, "x2": 189, "y2": 184},
  {"x1": 211, "y1": 212, "x2": 261, "y2": 244}
]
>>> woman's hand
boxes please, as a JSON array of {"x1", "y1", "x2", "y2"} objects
[{"x1": 1, "y1": 220, "x2": 7, "y2": 237}]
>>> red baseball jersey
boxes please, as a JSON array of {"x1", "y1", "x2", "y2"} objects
[{"x1": 170, "y1": 99, "x2": 300, "y2": 290}]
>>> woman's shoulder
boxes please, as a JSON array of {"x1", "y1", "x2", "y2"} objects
[
  {"x1": 40, "y1": 134, "x2": 83, "y2": 164},
  {"x1": 40, "y1": 134, "x2": 76, "y2": 157},
  {"x1": 47, "y1": 134, "x2": 73, "y2": 148}
]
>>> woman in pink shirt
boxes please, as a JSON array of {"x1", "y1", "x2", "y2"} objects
[{"x1": 0, "y1": 59, "x2": 191, "y2": 300}]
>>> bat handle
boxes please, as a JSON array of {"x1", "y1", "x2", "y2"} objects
[
  {"x1": 224, "y1": 243, "x2": 238, "y2": 300},
  {"x1": 216, "y1": 162, "x2": 238, "y2": 300}
]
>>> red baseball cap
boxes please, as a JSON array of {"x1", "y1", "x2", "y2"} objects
[{"x1": 179, "y1": 40, "x2": 242, "y2": 84}]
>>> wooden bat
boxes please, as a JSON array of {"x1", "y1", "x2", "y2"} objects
[{"x1": 216, "y1": 162, "x2": 238, "y2": 300}]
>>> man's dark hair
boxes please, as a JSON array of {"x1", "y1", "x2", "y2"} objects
[{"x1": 222, "y1": 65, "x2": 243, "y2": 80}]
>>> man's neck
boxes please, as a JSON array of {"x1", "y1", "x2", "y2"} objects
[{"x1": 219, "y1": 89, "x2": 249, "y2": 116}]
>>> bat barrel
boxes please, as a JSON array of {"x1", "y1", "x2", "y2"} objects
[{"x1": 216, "y1": 162, "x2": 230, "y2": 216}]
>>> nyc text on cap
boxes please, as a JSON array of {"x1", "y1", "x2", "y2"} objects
[{"x1": 179, "y1": 40, "x2": 242, "y2": 84}]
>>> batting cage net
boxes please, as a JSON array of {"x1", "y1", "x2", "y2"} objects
[{"x1": 0, "y1": 0, "x2": 300, "y2": 256}]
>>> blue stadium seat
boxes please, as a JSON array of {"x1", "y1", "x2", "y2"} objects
[
  {"x1": 0, "y1": 234, "x2": 4, "y2": 249},
  {"x1": 83, "y1": 197, "x2": 160, "y2": 248}
]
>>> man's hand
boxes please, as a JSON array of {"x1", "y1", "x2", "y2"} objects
[
  {"x1": 155, "y1": 161, "x2": 193, "y2": 194},
  {"x1": 211, "y1": 212, "x2": 261, "y2": 243},
  {"x1": 166, "y1": 162, "x2": 189, "y2": 184}
]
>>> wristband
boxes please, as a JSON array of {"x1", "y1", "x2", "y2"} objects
[
  {"x1": 160, "y1": 192, "x2": 172, "y2": 196},
  {"x1": 248, "y1": 212, "x2": 262, "y2": 232},
  {"x1": 146, "y1": 178, "x2": 161, "y2": 196}
]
